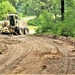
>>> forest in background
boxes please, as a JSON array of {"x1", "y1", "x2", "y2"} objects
[{"x1": 0, "y1": 0, "x2": 75, "y2": 37}]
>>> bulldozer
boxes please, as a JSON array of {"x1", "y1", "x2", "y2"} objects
[{"x1": 0, "y1": 14, "x2": 29, "y2": 35}]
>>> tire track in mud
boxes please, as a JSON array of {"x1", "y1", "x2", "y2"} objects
[
  {"x1": 0, "y1": 39, "x2": 33, "y2": 74},
  {"x1": 30, "y1": 38, "x2": 73, "y2": 74},
  {"x1": 48, "y1": 40, "x2": 71, "y2": 74},
  {"x1": 12, "y1": 41, "x2": 42, "y2": 74},
  {"x1": 12, "y1": 39, "x2": 49, "y2": 74},
  {"x1": 0, "y1": 45, "x2": 17, "y2": 66},
  {"x1": 12, "y1": 37, "x2": 67, "y2": 74},
  {"x1": 51, "y1": 40, "x2": 70, "y2": 74},
  {"x1": 0, "y1": 38, "x2": 23, "y2": 65},
  {"x1": 0, "y1": 35, "x2": 75, "y2": 74},
  {"x1": 40, "y1": 40, "x2": 69, "y2": 74}
]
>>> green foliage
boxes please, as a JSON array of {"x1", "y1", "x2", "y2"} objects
[
  {"x1": 28, "y1": 18, "x2": 38, "y2": 26},
  {"x1": 0, "y1": 1, "x2": 16, "y2": 20},
  {"x1": 22, "y1": 0, "x2": 42, "y2": 16},
  {"x1": 1, "y1": 0, "x2": 75, "y2": 37},
  {"x1": 28, "y1": 10, "x2": 55, "y2": 26},
  {"x1": 36, "y1": 19, "x2": 74, "y2": 37},
  {"x1": 8, "y1": 0, "x2": 60, "y2": 17},
  {"x1": 34, "y1": 4, "x2": 75, "y2": 37},
  {"x1": 36, "y1": 16, "x2": 75, "y2": 37},
  {"x1": 27, "y1": 0, "x2": 75, "y2": 37},
  {"x1": 27, "y1": 17, "x2": 41, "y2": 26}
]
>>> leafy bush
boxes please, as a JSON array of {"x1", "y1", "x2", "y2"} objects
[
  {"x1": 27, "y1": 10, "x2": 54, "y2": 26},
  {"x1": 0, "y1": 1, "x2": 16, "y2": 20},
  {"x1": 28, "y1": 9, "x2": 75, "y2": 37},
  {"x1": 59, "y1": 19, "x2": 75, "y2": 37},
  {"x1": 27, "y1": 18, "x2": 41, "y2": 26},
  {"x1": 36, "y1": 16, "x2": 75, "y2": 37}
]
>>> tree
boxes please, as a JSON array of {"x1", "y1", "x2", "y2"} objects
[
  {"x1": 0, "y1": 1, "x2": 16, "y2": 20},
  {"x1": 0, "y1": 0, "x2": 7, "y2": 2},
  {"x1": 8, "y1": 0, "x2": 19, "y2": 8},
  {"x1": 61, "y1": 0, "x2": 64, "y2": 21},
  {"x1": 22, "y1": 0, "x2": 42, "y2": 16}
]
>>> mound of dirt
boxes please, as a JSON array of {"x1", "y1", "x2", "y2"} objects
[{"x1": 0, "y1": 35, "x2": 75, "y2": 74}]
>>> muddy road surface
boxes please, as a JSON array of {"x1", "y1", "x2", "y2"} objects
[{"x1": 0, "y1": 35, "x2": 75, "y2": 74}]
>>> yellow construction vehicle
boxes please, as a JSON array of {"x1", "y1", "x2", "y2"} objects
[{"x1": 0, "y1": 14, "x2": 29, "y2": 35}]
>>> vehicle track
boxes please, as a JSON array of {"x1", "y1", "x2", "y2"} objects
[{"x1": 0, "y1": 35, "x2": 75, "y2": 74}]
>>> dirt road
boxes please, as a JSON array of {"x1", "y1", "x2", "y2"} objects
[{"x1": 0, "y1": 35, "x2": 75, "y2": 74}]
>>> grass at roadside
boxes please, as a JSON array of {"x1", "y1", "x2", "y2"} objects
[
  {"x1": 28, "y1": 25, "x2": 38, "y2": 31},
  {"x1": 0, "y1": 25, "x2": 2, "y2": 29}
]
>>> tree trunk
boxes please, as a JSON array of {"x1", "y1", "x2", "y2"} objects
[{"x1": 61, "y1": 0, "x2": 64, "y2": 21}]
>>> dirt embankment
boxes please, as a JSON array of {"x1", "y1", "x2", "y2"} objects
[{"x1": 0, "y1": 35, "x2": 75, "y2": 74}]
